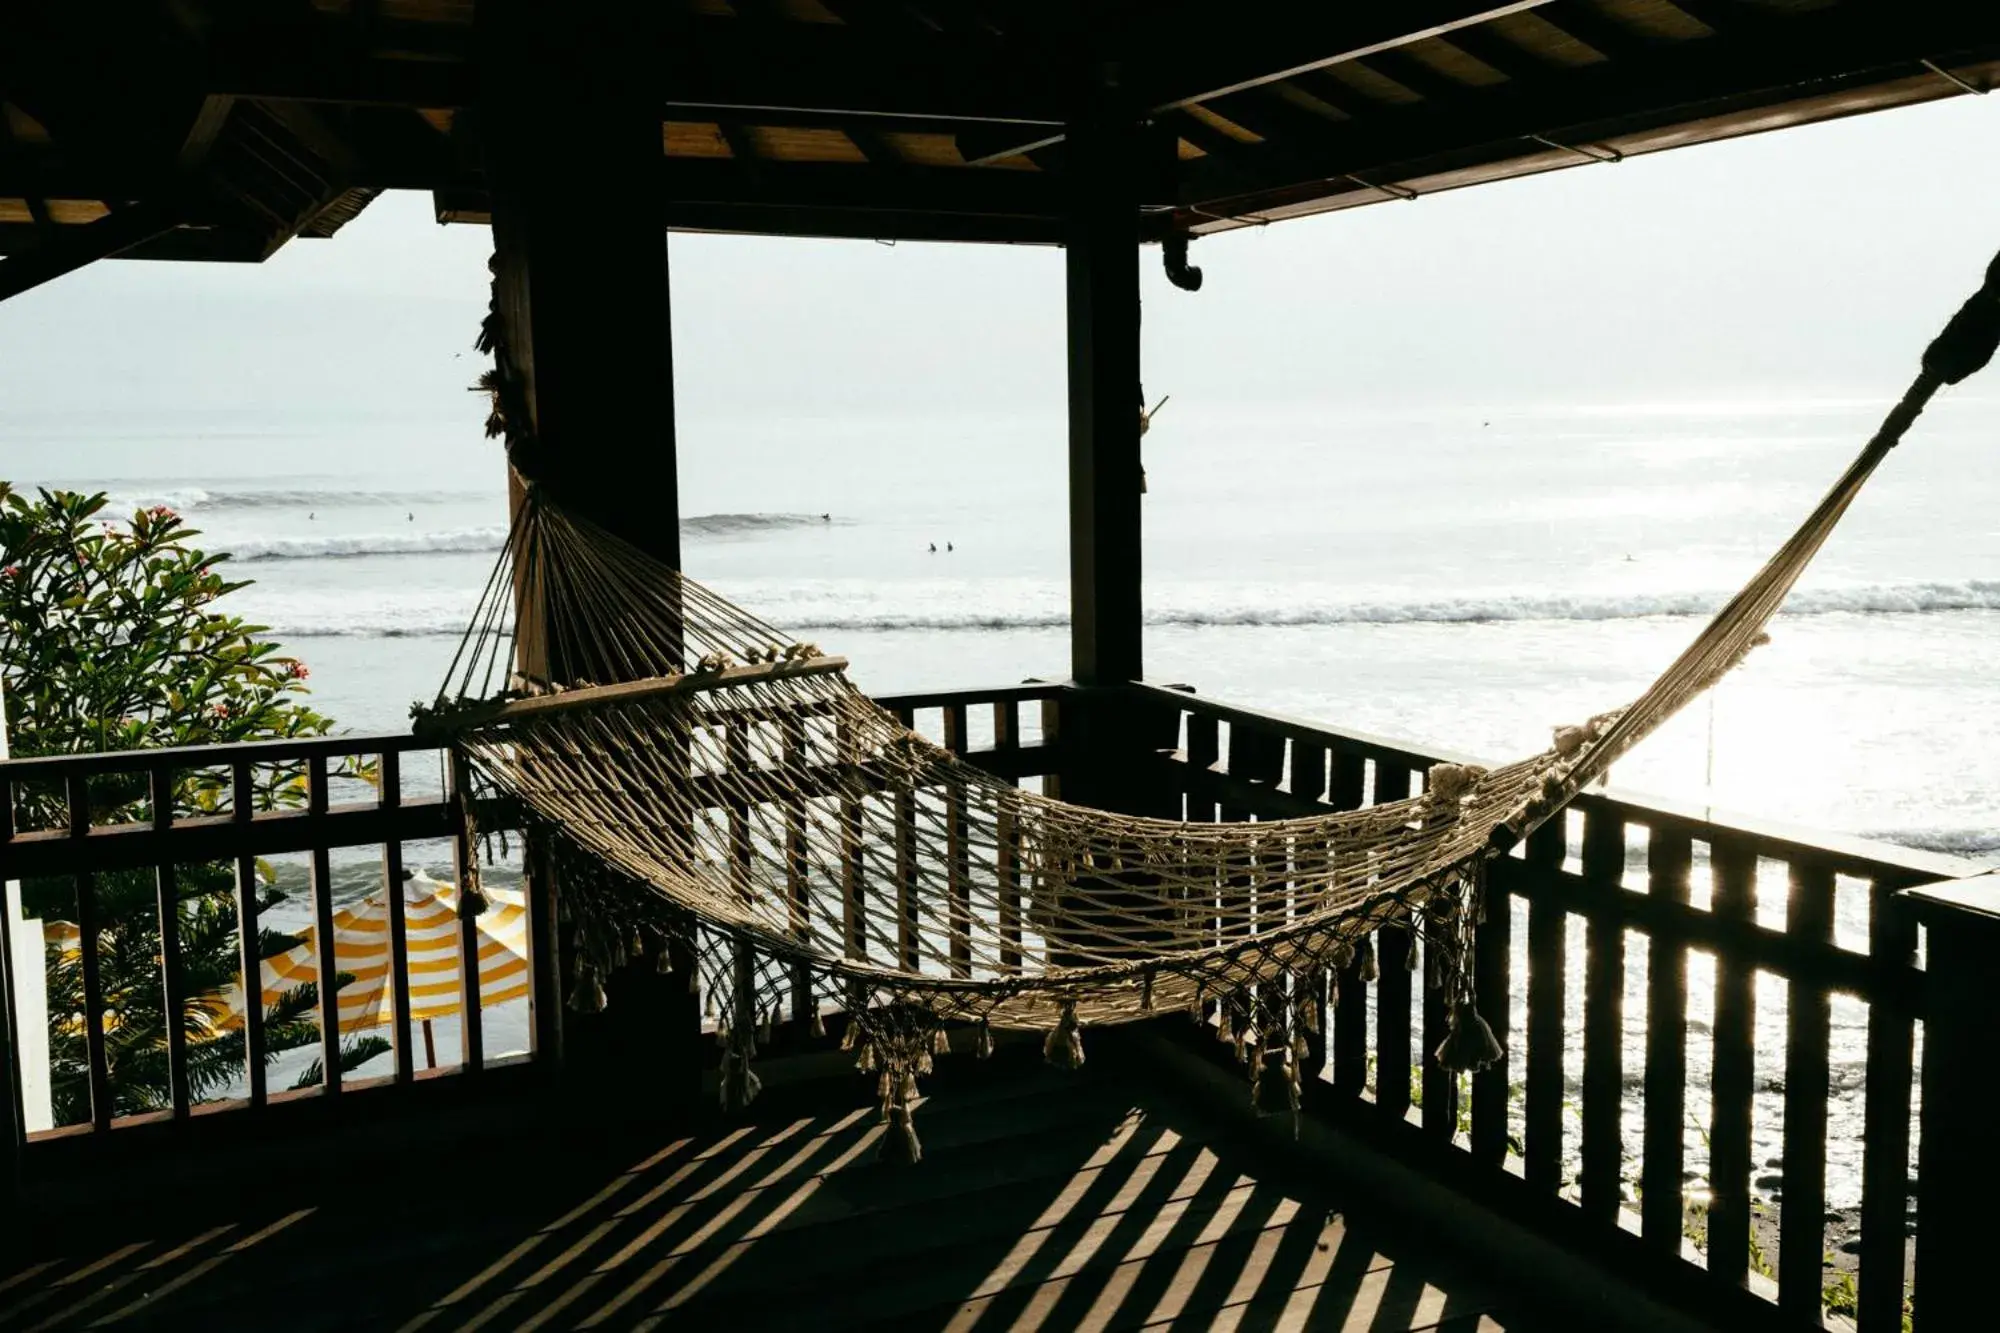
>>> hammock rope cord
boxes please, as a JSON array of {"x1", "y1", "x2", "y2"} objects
[{"x1": 426, "y1": 248, "x2": 2000, "y2": 1153}]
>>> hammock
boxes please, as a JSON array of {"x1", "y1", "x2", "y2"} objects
[{"x1": 424, "y1": 250, "x2": 2000, "y2": 1157}]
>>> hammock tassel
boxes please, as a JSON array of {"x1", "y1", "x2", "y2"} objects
[
  {"x1": 1045, "y1": 1002, "x2": 1085, "y2": 1070},
  {"x1": 1140, "y1": 969, "x2": 1155, "y2": 1014},
  {"x1": 1435, "y1": 1000, "x2": 1505, "y2": 1074},
  {"x1": 720, "y1": 1044, "x2": 762, "y2": 1112},
  {"x1": 974, "y1": 1018, "x2": 994, "y2": 1060},
  {"x1": 1357, "y1": 939, "x2": 1378, "y2": 984},
  {"x1": 933, "y1": 1026, "x2": 952, "y2": 1057},
  {"x1": 568, "y1": 964, "x2": 607, "y2": 1014},
  {"x1": 809, "y1": 1009, "x2": 827, "y2": 1040},
  {"x1": 880, "y1": 1099, "x2": 923, "y2": 1164},
  {"x1": 1405, "y1": 932, "x2": 1422, "y2": 972}
]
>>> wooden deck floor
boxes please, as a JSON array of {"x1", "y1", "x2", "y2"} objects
[{"x1": 0, "y1": 1055, "x2": 1529, "y2": 1332}]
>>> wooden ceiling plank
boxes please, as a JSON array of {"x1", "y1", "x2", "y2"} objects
[
  {"x1": 1437, "y1": 22, "x2": 1544, "y2": 78},
  {"x1": 1178, "y1": 5, "x2": 2000, "y2": 218},
  {"x1": 1533, "y1": 0, "x2": 1663, "y2": 61},
  {"x1": 1360, "y1": 47, "x2": 1480, "y2": 103},
  {"x1": 1142, "y1": 1, "x2": 1555, "y2": 111}
]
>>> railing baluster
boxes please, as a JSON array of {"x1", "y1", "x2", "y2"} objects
[
  {"x1": 1333, "y1": 941, "x2": 1369, "y2": 1097},
  {"x1": 380, "y1": 752, "x2": 416, "y2": 1085},
  {"x1": 996, "y1": 784, "x2": 1024, "y2": 972},
  {"x1": 1779, "y1": 862, "x2": 1834, "y2": 1320},
  {"x1": 895, "y1": 784, "x2": 919, "y2": 973},
  {"x1": 1186, "y1": 712, "x2": 1219, "y2": 820},
  {"x1": 780, "y1": 715, "x2": 812, "y2": 1027},
  {"x1": 726, "y1": 723, "x2": 753, "y2": 897},
  {"x1": 1858, "y1": 879, "x2": 1918, "y2": 1333},
  {"x1": 1469, "y1": 846, "x2": 1514, "y2": 1167},
  {"x1": 1707, "y1": 836, "x2": 1758, "y2": 1287},
  {"x1": 1419, "y1": 765, "x2": 1458, "y2": 1139},
  {"x1": 1580, "y1": 809, "x2": 1626, "y2": 1225},
  {"x1": 1330, "y1": 749, "x2": 1364, "y2": 812},
  {"x1": 1523, "y1": 820, "x2": 1566, "y2": 1195},
  {"x1": 446, "y1": 751, "x2": 483, "y2": 1075},
  {"x1": 944, "y1": 707, "x2": 971, "y2": 978},
  {"x1": 837, "y1": 714, "x2": 867, "y2": 1011},
  {"x1": 149, "y1": 765, "x2": 191, "y2": 1119},
  {"x1": 1372, "y1": 762, "x2": 1414, "y2": 1120},
  {"x1": 1, "y1": 771, "x2": 25, "y2": 1170},
  {"x1": 1290, "y1": 740, "x2": 1328, "y2": 805},
  {"x1": 68, "y1": 773, "x2": 112, "y2": 1131},
  {"x1": 992, "y1": 700, "x2": 1019, "y2": 754},
  {"x1": 993, "y1": 700, "x2": 1025, "y2": 974},
  {"x1": 308, "y1": 756, "x2": 342, "y2": 1093},
  {"x1": 231, "y1": 762, "x2": 267, "y2": 1108},
  {"x1": 892, "y1": 710, "x2": 920, "y2": 971},
  {"x1": 1641, "y1": 827, "x2": 1692, "y2": 1250}
]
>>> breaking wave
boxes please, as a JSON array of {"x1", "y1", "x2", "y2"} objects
[
  {"x1": 231, "y1": 528, "x2": 510, "y2": 561},
  {"x1": 1866, "y1": 827, "x2": 2000, "y2": 857},
  {"x1": 229, "y1": 513, "x2": 838, "y2": 561},
  {"x1": 105, "y1": 487, "x2": 475, "y2": 513},
  {"x1": 779, "y1": 581, "x2": 2000, "y2": 631}
]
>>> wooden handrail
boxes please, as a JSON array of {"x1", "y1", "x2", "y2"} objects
[{"x1": 1125, "y1": 678, "x2": 1978, "y2": 884}]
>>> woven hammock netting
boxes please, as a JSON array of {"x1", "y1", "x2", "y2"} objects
[{"x1": 432, "y1": 247, "x2": 2000, "y2": 1147}]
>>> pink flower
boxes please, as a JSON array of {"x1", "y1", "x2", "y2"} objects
[
  {"x1": 150, "y1": 505, "x2": 176, "y2": 520},
  {"x1": 2, "y1": 565, "x2": 17, "y2": 578},
  {"x1": 212, "y1": 703, "x2": 230, "y2": 718},
  {"x1": 287, "y1": 661, "x2": 310, "y2": 681}
]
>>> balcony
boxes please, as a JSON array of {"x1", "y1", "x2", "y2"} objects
[{"x1": 3, "y1": 678, "x2": 1988, "y2": 1331}]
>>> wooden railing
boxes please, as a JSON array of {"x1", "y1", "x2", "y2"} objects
[
  {"x1": 0, "y1": 734, "x2": 469, "y2": 1148},
  {"x1": 6, "y1": 675, "x2": 1992, "y2": 1329},
  {"x1": 1125, "y1": 680, "x2": 1983, "y2": 1333},
  {"x1": 0, "y1": 682, "x2": 1062, "y2": 1180}
]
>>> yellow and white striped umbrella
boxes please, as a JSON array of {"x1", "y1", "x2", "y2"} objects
[{"x1": 228, "y1": 872, "x2": 531, "y2": 1035}]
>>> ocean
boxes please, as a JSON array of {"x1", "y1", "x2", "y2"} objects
[{"x1": 11, "y1": 389, "x2": 2000, "y2": 1201}]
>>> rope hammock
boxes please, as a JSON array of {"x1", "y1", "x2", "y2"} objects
[{"x1": 423, "y1": 249, "x2": 2000, "y2": 1159}]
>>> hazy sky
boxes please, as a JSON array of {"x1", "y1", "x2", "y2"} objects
[{"x1": 6, "y1": 91, "x2": 2000, "y2": 465}]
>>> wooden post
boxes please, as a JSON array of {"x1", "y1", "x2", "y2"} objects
[
  {"x1": 479, "y1": 0, "x2": 696, "y2": 1111},
  {"x1": 1065, "y1": 73, "x2": 1142, "y2": 690},
  {"x1": 1902, "y1": 874, "x2": 2000, "y2": 1331}
]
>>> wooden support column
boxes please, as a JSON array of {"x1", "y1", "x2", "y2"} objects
[
  {"x1": 1051, "y1": 74, "x2": 1175, "y2": 973},
  {"x1": 479, "y1": 0, "x2": 697, "y2": 1111},
  {"x1": 1903, "y1": 874, "x2": 2000, "y2": 1331},
  {"x1": 1066, "y1": 78, "x2": 1143, "y2": 690},
  {"x1": 481, "y1": 4, "x2": 678, "y2": 565}
]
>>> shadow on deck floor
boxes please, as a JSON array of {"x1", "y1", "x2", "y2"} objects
[{"x1": 0, "y1": 1055, "x2": 1527, "y2": 1332}]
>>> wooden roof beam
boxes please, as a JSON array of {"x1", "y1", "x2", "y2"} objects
[{"x1": 0, "y1": 198, "x2": 180, "y2": 303}]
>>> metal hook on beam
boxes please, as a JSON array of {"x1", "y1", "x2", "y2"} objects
[
  {"x1": 1344, "y1": 174, "x2": 1418, "y2": 202},
  {"x1": 1922, "y1": 59, "x2": 1988, "y2": 96},
  {"x1": 1527, "y1": 133, "x2": 1624, "y2": 164}
]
